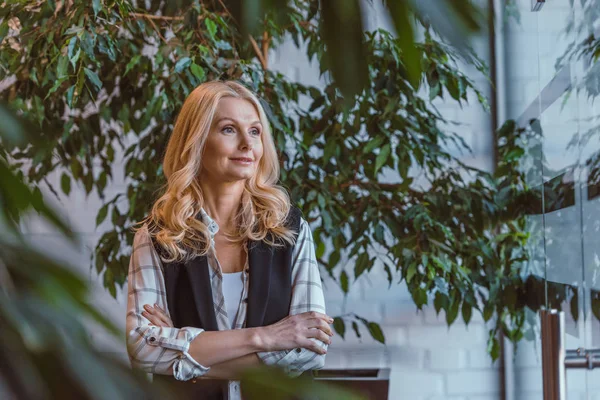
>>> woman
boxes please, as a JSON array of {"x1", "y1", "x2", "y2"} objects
[{"x1": 125, "y1": 80, "x2": 333, "y2": 400}]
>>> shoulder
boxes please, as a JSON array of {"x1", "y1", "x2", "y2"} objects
[
  {"x1": 283, "y1": 206, "x2": 303, "y2": 233},
  {"x1": 132, "y1": 224, "x2": 164, "y2": 259},
  {"x1": 132, "y1": 224, "x2": 152, "y2": 248},
  {"x1": 130, "y1": 224, "x2": 164, "y2": 269},
  {"x1": 295, "y1": 217, "x2": 313, "y2": 242}
]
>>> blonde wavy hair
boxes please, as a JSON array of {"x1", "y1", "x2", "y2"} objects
[{"x1": 134, "y1": 80, "x2": 296, "y2": 263}]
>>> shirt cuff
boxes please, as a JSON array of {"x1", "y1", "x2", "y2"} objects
[
  {"x1": 257, "y1": 349, "x2": 302, "y2": 375},
  {"x1": 145, "y1": 326, "x2": 210, "y2": 381},
  {"x1": 173, "y1": 350, "x2": 211, "y2": 381}
]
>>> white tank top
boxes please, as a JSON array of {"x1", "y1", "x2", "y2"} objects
[{"x1": 221, "y1": 271, "x2": 244, "y2": 328}]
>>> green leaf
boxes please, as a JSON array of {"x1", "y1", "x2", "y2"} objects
[
  {"x1": 433, "y1": 292, "x2": 446, "y2": 314},
  {"x1": 363, "y1": 136, "x2": 384, "y2": 154},
  {"x1": 487, "y1": 330, "x2": 500, "y2": 360},
  {"x1": 66, "y1": 86, "x2": 75, "y2": 108},
  {"x1": 354, "y1": 252, "x2": 369, "y2": 280},
  {"x1": 83, "y1": 68, "x2": 102, "y2": 91},
  {"x1": 323, "y1": 139, "x2": 337, "y2": 161},
  {"x1": 333, "y1": 317, "x2": 345, "y2": 339},
  {"x1": 96, "y1": 204, "x2": 109, "y2": 227},
  {"x1": 447, "y1": 76, "x2": 460, "y2": 100},
  {"x1": 124, "y1": 55, "x2": 141, "y2": 76},
  {"x1": 374, "y1": 144, "x2": 391, "y2": 174},
  {"x1": 190, "y1": 63, "x2": 206, "y2": 81},
  {"x1": 351, "y1": 321, "x2": 361, "y2": 338},
  {"x1": 406, "y1": 263, "x2": 417, "y2": 283},
  {"x1": 317, "y1": 193, "x2": 326, "y2": 209},
  {"x1": 340, "y1": 270, "x2": 349, "y2": 293},
  {"x1": 67, "y1": 37, "x2": 78, "y2": 67},
  {"x1": 367, "y1": 322, "x2": 385, "y2": 344},
  {"x1": 446, "y1": 298, "x2": 460, "y2": 325},
  {"x1": 56, "y1": 56, "x2": 69, "y2": 78},
  {"x1": 385, "y1": 0, "x2": 422, "y2": 89},
  {"x1": 70, "y1": 159, "x2": 82, "y2": 179},
  {"x1": 0, "y1": 20, "x2": 9, "y2": 44},
  {"x1": 205, "y1": 18, "x2": 217, "y2": 38},
  {"x1": 329, "y1": 250, "x2": 340, "y2": 268},
  {"x1": 0, "y1": 104, "x2": 32, "y2": 146},
  {"x1": 92, "y1": 0, "x2": 102, "y2": 16},
  {"x1": 410, "y1": 1, "x2": 482, "y2": 53},
  {"x1": 97, "y1": 171, "x2": 107, "y2": 192},
  {"x1": 483, "y1": 303, "x2": 494, "y2": 322},
  {"x1": 316, "y1": 241, "x2": 325, "y2": 259},
  {"x1": 462, "y1": 301, "x2": 472, "y2": 325},
  {"x1": 175, "y1": 57, "x2": 192, "y2": 73},
  {"x1": 421, "y1": 254, "x2": 429, "y2": 269},
  {"x1": 61, "y1": 173, "x2": 71, "y2": 196},
  {"x1": 95, "y1": 255, "x2": 104, "y2": 274},
  {"x1": 320, "y1": 0, "x2": 368, "y2": 102}
]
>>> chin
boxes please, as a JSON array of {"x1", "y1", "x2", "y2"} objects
[{"x1": 226, "y1": 172, "x2": 254, "y2": 182}]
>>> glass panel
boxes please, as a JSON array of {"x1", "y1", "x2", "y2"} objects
[
  {"x1": 575, "y1": 0, "x2": 600, "y2": 395},
  {"x1": 506, "y1": 0, "x2": 600, "y2": 397},
  {"x1": 536, "y1": 0, "x2": 600, "y2": 396}
]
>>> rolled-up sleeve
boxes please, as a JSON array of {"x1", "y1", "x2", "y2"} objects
[
  {"x1": 257, "y1": 218, "x2": 327, "y2": 376},
  {"x1": 125, "y1": 227, "x2": 210, "y2": 381}
]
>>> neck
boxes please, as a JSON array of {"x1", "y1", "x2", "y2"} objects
[{"x1": 198, "y1": 176, "x2": 246, "y2": 233}]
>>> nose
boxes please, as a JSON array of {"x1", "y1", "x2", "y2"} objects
[{"x1": 239, "y1": 133, "x2": 253, "y2": 151}]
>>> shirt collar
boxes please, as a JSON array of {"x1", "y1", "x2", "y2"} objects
[{"x1": 197, "y1": 208, "x2": 220, "y2": 237}]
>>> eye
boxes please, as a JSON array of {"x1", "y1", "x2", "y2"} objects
[
  {"x1": 250, "y1": 128, "x2": 261, "y2": 136},
  {"x1": 222, "y1": 126, "x2": 235, "y2": 134}
]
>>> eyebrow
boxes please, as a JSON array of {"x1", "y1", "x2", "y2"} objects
[{"x1": 215, "y1": 117, "x2": 262, "y2": 126}]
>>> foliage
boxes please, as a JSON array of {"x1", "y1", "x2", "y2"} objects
[
  {"x1": 0, "y1": 0, "x2": 535, "y2": 358},
  {"x1": 241, "y1": 366, "x2": 365, "y2": 400},
  {"x1": 0, "y1": 104, "x2": 169, "y2": 400}
]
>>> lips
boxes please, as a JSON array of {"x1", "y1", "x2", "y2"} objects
[{"x1": 230, "y1": 158, "x2": 254, "y2": 162}]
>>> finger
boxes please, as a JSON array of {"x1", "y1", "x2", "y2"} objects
[
  {"x1": 152, "y1": 309, "x2": 173, "y2": 328},
  {"x1": 299, "y1": 338, "x2": 327, "y2": 355},
  {"x1": 306, "y1": 328, "x2": 331, "y2": 346},
  {"x1": 150, "y1": 305, "x2": 171, "y2": 325},
  {"x1": 306, "y1": 318, "x2": 334, "y2": 336},
  {"x1": 154, "y1": 303, "x2": 167, "y2": 314},
  {"x1": 144, "y1": 304, "x2": 172, "y2": 327},
  {"x1": 142, "y1": 310, "x2": 161, "y2": 326},
  {"x1": 301, "y1": 311, "x2": 333, "y2": 324},
  {"x1": 143, "y1": 312, "x2": 171, "y2": 328}
]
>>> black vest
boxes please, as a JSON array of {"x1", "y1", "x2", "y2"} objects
[{"x1": 151, "y1": 207, "x2": 303, "y2": 400}]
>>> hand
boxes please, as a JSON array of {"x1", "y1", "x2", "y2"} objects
[
  {"x1": 142, "y1": 303, "x2": 173, "y2": 328},
  {"x1": 259, "y1": 311, "x2": 334, "y2": 354}
]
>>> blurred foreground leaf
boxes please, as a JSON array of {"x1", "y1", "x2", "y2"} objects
[{"x1": 241, "y1": 366, "x2": 366, "y2": 400}]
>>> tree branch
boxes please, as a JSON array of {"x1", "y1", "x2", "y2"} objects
[
  {"x1": 145, "y1": 16, "x2": 168, "y2": 44},
  {"x1": 262, "y1": 30, "x2": 270, "y2": 67},
  {"x1": 248, "y1": 35, "x2": 268, "y2": 70},
  {"x1": 130, "y1": 12, "x2": 184, "y2": 21}
]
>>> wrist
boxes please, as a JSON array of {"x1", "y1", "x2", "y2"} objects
[{"x1": 248, "y1": 327, "x2": 270, "y2": 352}]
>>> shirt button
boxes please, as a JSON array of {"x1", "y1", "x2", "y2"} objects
[
  {"x1": 295, "y1": 348, "x2": 302, "y2": 353},
  {"x1": 149, "y1": 336, "x2": 156, "y2": 342},
  {"x1": 192, "y1": 379, "x2": 197, "y2": 384}
]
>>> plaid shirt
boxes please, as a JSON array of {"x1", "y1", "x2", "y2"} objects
[{"x1": 126, "y1": 209, "x2": 327, "y2": 399}]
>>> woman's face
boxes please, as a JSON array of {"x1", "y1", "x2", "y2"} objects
[{"x1": 201, "y1": 97, "x2": 264, "y2": 183}]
